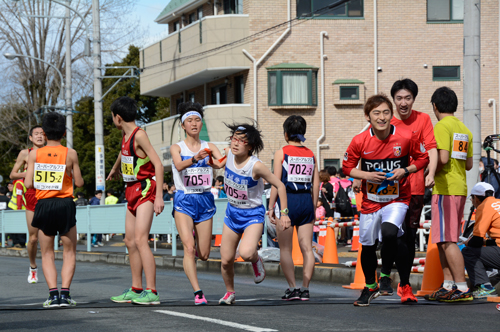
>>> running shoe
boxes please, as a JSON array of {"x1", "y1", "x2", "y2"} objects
[
  {"x1": 110, "y1": 288, "x2": 142, "y2": 303},
  {"x1": 398, "y1": 284, "x2": 418, "y2": 304},
  {"x1": 437, "y1": 287, "x2": 473, "y2": 303},
  {"x1": 300, "y1": 289, "x2": 310, "y2": 301},
  {"x1": 424, "y1": 286, "x2": 449, "y2": 301},
  {"x1": 131, "y1": 290, "x2": 160, "y2": 305},
  {"x1": 472, "y1": 284, "x2": 498, "y2": 299},
  {"x1": 379, "y1": 276, "x2": 393, "y2": 296},
  {"x1": 252, "y1": 255, "x2": 266, "y2": 284},
  {"x1": 28, "y1": 267, "x2": 38, "y2": 284},
  {"x1": 97, "y1": 242, "x2": 104, "y2": 247},
  {"x1": 60, "y1": 294, "x2": 77, "y2": 307},
  {"x1": 353, "y1": 286, "x2": 380, "y2": 307},
  {"x1": 219, "y1": 292, "x2": 235, "y2": 305},
  {"x1": 282, "y1": 288, "x2": 301, "y2": 301},
  {"x1": 43, "y1": 294, "x2": 60, "y2": 308},
  {"x1": 194, "y1": 293, "x2": 208, "y2": 305}
]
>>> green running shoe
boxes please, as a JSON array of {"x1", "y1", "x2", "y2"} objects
[
  {"x1": 131, "y1": 289, "x2": 160, "y2": 305},
  {"x1": 110, "y1": 288, "x2": 142, "y2": 303}
]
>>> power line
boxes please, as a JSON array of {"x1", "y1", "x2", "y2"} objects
[{"x1": 141, "y1": 0, "x2": 350, "y2": 73}]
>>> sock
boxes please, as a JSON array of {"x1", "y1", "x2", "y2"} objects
[
  {"x1": 49, "y1": 288, "x2": 59, "y2": 297},
  {"x1": 60, "y1": 288, "x2": 70, "y2": 296},
  {"x1": 132, "y1": 287, "x2": 143, "y2": 294},
  {"x1": 380, "y1": 272, "x2": 391, "y2": 279},
  {"x1": 456, "y1": 282, "x2": 468, "y2": 292},
  {"x1": 30, "y1": 266, "x2": 37, "y2": 270},
  {"x1": 483, "y1": 283, "x2": 495, "y2": 290},
  {"x1": 146, "y1": 288, "x2": 158, "y2": 295},
  {"x1": 301, "y1": 287, "x2": 309, "y2": 292},
  {"x1": 194, "y1": 290, "x2": 203, "y2": 297},
  {"x1": 366, "y1": 282, "x2": 378, "y2": 290},
  {"x1": 443, "y1": 280, "x2": 454, "y2": 290}
]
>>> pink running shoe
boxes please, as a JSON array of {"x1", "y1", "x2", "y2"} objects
[
  {"x1": 252, "y1": 255, "x2": 266, "y2": 284},
  {"x1": 194, "y1": 293, "x2": 207, "y2": 305},
  {"x1": 219, "y1": 292, "x2": 236, "y2": 305}
]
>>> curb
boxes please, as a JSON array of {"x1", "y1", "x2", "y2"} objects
[{"x1": 0, "y1": 248, "x2": 423, "y2": 289}]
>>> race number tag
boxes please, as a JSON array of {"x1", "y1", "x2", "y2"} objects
[
  {"x1": 451, "y1": 133, "x2": 469, "y2": 160},
  {"x1": 287, "y1": 156, "x2": 314, "y2": 183},
  {"x1": 34, "y1": 163, "x2": 66, "y2": 190},
  {"x1": 366, "y1": 180, "x2": 399, "y2": 203},
  {"x1": 121, "y1": 155, "x2": 137, "y2": 182},
  {"x1": 183, "y1": 167, "x2": 212, "y2": 194},
  {"x1": 225, "y1": 177, "x2": 249, "y2": 207}
]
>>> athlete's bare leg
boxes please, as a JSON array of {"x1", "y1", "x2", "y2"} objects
[
  {"x1": 124, "y1": 209, "x2": 143, "y2": 289},
  {"x1": 194, "y1": 218, "x2": 213, "y2": 261},
  {"x1": 26, "y1": 210, "x2": 38, "y2": 268},
  {"x1": 297, "y1": 222, "x2": 315, "y2": 288},
  {"x1": 134, "y1": 201, "x2": 156, "y2": 290},
  {"x1": 220, "y1": 224, "x2": 241, "y2": 293},
  {"x1": 276, "y1": 225, "x2": 296, "y2": 288},
  {"x1": 60, "y1": 226, "x2": 77, "y2": 288},
  {"x1": 38, "y1": 230, "x2": 57, "y2": 289}
]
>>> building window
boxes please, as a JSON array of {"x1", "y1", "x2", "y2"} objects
[
  {"x1": 427, "y1": 0, "x2": 464, "y2": 22},
  {"x1": 211, "y1": 85, "x2": 227, "y2": 105},
  {"x1": 198, "y1": 6, "x2": 204, "y2": 20},
  {"x1": 224, "y1": 0, "x2": 243, "y2": 14},
  {"x1": 324, "y1": 158, "x2": 340, "y2": 170},
  {"x1": 188, "y1": 12, "x2": 196, "y2": 24},
  {"x1": 268, "y1": 70, "x2": 317, "y2": 106},
  {"x1": 189, "y1": 92, "x2": 195, "y2": 103},
  {"x1": 340, "y1": 86, "x2": 359, "y2": 100},
  {"x1": 235, "y1": 76, "x2": 245, "y2": 103},
  {"x1": 433, "y1": 66, "x2": 460, "y2": 81},
  {"x1": 173, "y1": 20, "x2": 180, "y2": 32},
  {"x1": 297, "y1": 0, "x2": 363, "y2": 19}
]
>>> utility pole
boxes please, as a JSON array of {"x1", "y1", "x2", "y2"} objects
[
  {"x1": 65, "y1": 1, "x2": 72, "y2": 149},
  {"x1": 463, "y1": 0, "x2": 481, "y2": 209},
  {"x1": 92, "y1": 0, "x2": 105, "y2": 204}
]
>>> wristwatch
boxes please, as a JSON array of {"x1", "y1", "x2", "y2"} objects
[
  {"x1": 191, "y1": 156, "x2": 198, "y2": 164},
  {"x1": 280, "y1": 208, "x2": 289, "y2": 216},
  {"x1": 403, "y1": 167, "x2": 409, "y2": 177}
]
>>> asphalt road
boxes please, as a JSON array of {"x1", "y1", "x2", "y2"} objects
[{"x1": 0, "y1": 256, "x2": 498, "y2": 332}]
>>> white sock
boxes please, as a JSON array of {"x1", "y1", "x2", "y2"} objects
[
  {"x1": 443, "y1": 280, "x2": 454, "y2": 290},
  {"x1": 456, "y1": 282, "x2": 468, "y2": 292}
]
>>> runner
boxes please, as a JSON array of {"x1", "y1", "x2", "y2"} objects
[
  {"x1": 426, "y1": 87, "x2": 474, "y2": 302},
  {"x1": 170, "y1": 101, "x2": 225, "y2": 305},
  {"x1": 219, "y1": 123, "x2": 290, "y2": 305},
  {"x1": 108, "y1": 97, "x2": 165, "y2": 305},
  {"x1": 342, "y1": 94, "x2": 429, "y2": 306},
  {"x1": 9, "y1": 125, "x2": 45, "y2": 283},
  {"x1": 268, "y1": 115, "x2": 319, "y2": 301},
  {"x1": 378, "y1": 79, "x2": 438, "y2": 299},
  {"x1": 25, "y1": 112, "x2": 84, "y2": 308}
]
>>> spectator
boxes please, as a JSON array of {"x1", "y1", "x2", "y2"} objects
[
  {"x1": 338, "y1": 170, "x2": 353, "y2": 190},
  {"x1": 8, "y1": 179, "x2": 27, "y2": 247},
  {"x1": 89, "y1": 190, "x2": 103, "y2": 247},
  {"x1": 105, "y1": 189, "x2": 119, "y2": 205},
  {"x1": 462, "y1": 182, "x2": 500, "y2": 299},
  {"x1": 163, "y1": 182, "x2": 171, "y2": 201},
  {"x1": 319, "y1": 170, "x2": 334, "y2": 218},
  {"x1": 89, "y1": 190, "x2": 102, "y2": 205},
  {"x1": 315, "y1": 200, "x2": 326, "y2": 220},
  {"x1": 327, "y1": 166, "x2": 341, "y2": 193},
  {"x1": 0, "y1": 186, "x2": 10, "y2": 210},
  {"x1": 168, "y1": 182, "x2": 176, "y2": 201},
  {"x1": 215, "y1": 176, "x2": 227, "y2": 199},
  {"x1": 6, "y1": 180, "x2": 13, "y2": 199},
  {"x1": 479, "y1": 157, "x2": 500, "y2": 199},
  {"x1": 211, "y1": 179, "x2": 219, "y2": 199},
  {"x1": 75, "y1": 192, "x2": 88, "y2": 207}
]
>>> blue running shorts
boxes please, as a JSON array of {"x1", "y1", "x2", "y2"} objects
[
  {"x1": 276, "y1": 192, "x2": 315, "y2": 227},
  {"x1": 173, "y1": 190, "x2": 216, "y2": 223},
  {"x1": 224, "y1": 203, "x2": 266, "y2": 234}
]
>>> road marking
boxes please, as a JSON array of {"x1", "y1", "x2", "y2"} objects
[{"x1": 155, "y1": 310, "x2": 278, "y2": 332}]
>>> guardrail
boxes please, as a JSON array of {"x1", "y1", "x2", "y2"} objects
[{"x1": 0, "y1": 197, "x2": 269, "y2": 254}]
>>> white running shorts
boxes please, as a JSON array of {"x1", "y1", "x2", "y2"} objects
[{"x1": 359, "y1": 202, "x2": 408, "y2": 246}]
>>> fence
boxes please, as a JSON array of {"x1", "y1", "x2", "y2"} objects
[{"x1": 0, "y1": 197, "x2": 269, "y2": 255}]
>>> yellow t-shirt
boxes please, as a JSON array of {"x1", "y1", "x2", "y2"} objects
[{"x1": 433, "y1": 116, "x2": 473, "y2": 196}]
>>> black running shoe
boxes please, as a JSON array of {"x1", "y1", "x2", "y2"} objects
[
  {"x1": 353, "y1": 287, "x2": 380, "y2": 307},
  {"x1": 300, "y1": 290, "x2": 310, "y2": 301},
  {"x1": 60, "y1": 294, "x2": 77, "y2": 307},
  {"x1": 282, "y1": 288, "x2": 300, "y2": 301},
  {"x1": 43, "y1": 294, "x2": 60, "y2": 308},
  {"x1": 379, "y1": 276, "x2": 393, "y2": 296}
]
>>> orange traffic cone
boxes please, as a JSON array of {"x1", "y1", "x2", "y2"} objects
[
  {"x1": 214, "y1": 234, "x2": 222, "y2": 247},
  {"x1": 323, "y1": 225, "x2": 339, "y2": 264},
  {"x1": 416, "y1": 229, "x2": 444, "y2": 297},
  {"x1": 350, "y1": 224, "x2": 360, "y2": 252},
  {"x1": 343, "y1": 245, "x2": 368, "y2": 290},
  {"x1": 292, "y1": 227, "x2": 303, "y2": 265},
  {"x1": 487, "y1": 296, "x2": 500, "y2": 303},
  {"x1": 318, "y1": 221, "x2": 327, "y2": 247}
]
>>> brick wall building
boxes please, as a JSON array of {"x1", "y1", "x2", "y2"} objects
[{"x1": 140, "y1": 0, "x2": 499, "y2": 171}]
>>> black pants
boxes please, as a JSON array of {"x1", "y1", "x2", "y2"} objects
[{"x1": 462, "y1": 245, "x2": 500, "y2": 286}]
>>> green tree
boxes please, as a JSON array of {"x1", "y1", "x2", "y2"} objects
[{"x1": 73, "y1": 45, "x2": 169, "y2": 197}]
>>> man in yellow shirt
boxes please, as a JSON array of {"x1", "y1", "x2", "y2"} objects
[
  {"x1": 463, "y1": 182, "x2": 500, "y2": 299},
  {"x1": 427, "y1": 87, "x2": 473, "y2": 302}
]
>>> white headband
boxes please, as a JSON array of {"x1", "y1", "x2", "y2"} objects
[{"x1": 181, "y1": 111, "x2": 202, "y2": 123}]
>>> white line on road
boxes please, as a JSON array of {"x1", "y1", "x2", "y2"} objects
[{"x1": 155, "y1": 310, "x2": 278, "y2": 332}]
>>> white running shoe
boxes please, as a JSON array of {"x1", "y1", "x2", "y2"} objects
[
  {"x1": 28, "y1": 267, "x2": 38, "y2": 284},
  {"x1": 252, "y1": 255, "x2": 266, "y2": 284},
  {"x1": 219, "y1": 292, "x2": 235, "y2": 305}
]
